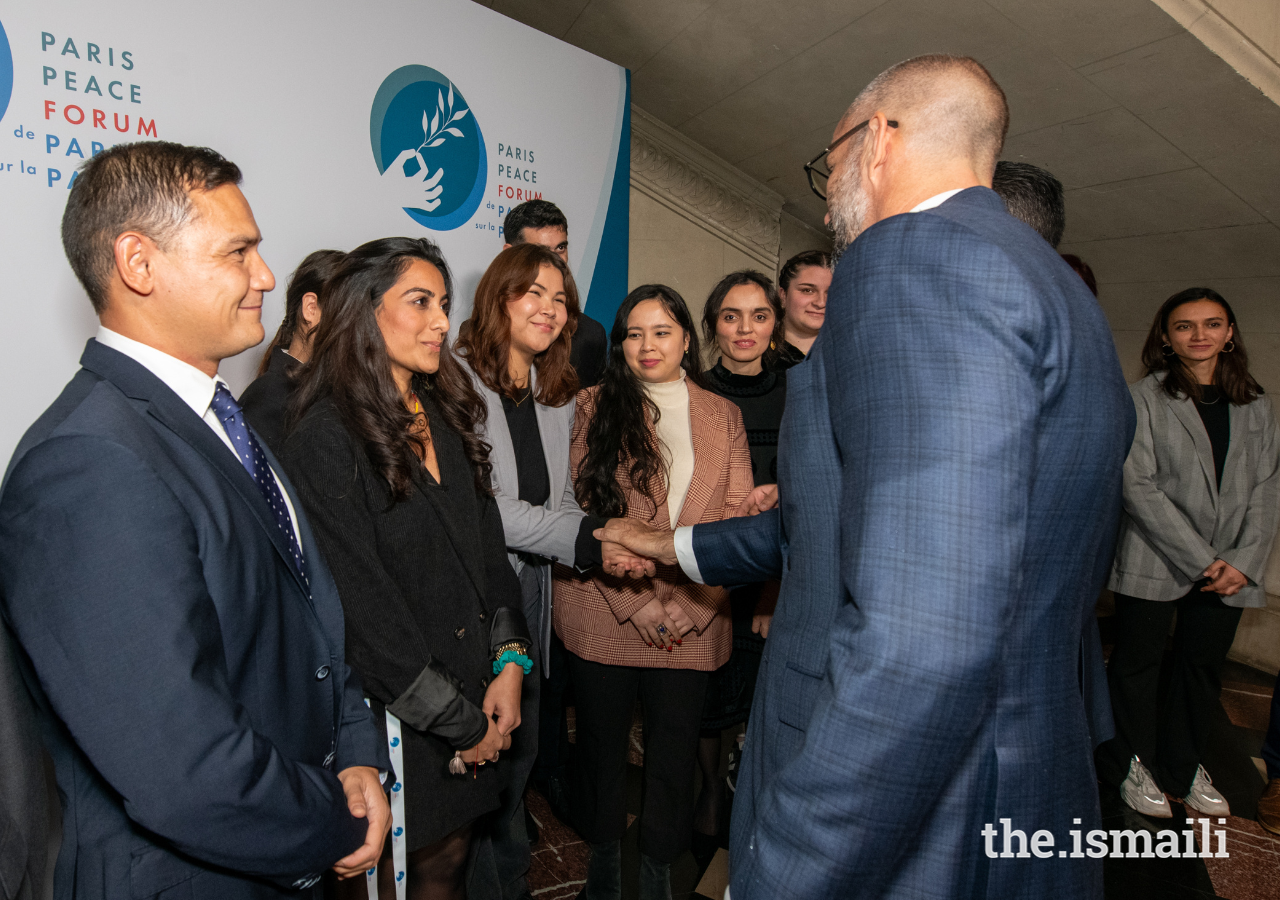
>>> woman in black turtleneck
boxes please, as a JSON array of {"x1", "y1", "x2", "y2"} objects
[{"x1": 691, "y1": 269, "x2": 788, "y2": 855}]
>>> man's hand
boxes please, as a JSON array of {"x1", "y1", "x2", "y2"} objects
[
  {"x1": 664, "y1": 600, "x2": 695, "y2": 638},
  {"x1": 595, "y1": 519, "x2": 677, "y2": 566},
  {"x1": 1202, "y1": 559, "x2": 1249, "y2": 596},
  {"x1": 482, "y1": 661, "x2": 524, "y2": 736},
  {"x1": 738, "y1": 484, "x2": 778, "y2": 516},
  {"x1": 628, "y1": 597, "x2": 680, "y2": 648},
  {"x1": 332, "y1": 766, "x2": 391, "y2": 879},
  {"x1": 602, "y1": 538, "x2": 657, "y2": 578},
  {"x1": 460, "y1": 715, "x2": 511, "y2": 765}
]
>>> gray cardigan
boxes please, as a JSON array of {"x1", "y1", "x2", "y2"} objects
[
  {"x1": 463, "y1": 358, "x2": 589, "y2": 669},
  {"x1": 1109, "y1": 372, "x2": 1280, "y2": 607}
]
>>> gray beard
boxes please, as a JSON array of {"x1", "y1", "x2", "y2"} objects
[{"x1": 827, "y1": 164, "x2": 871, "y2": 264}]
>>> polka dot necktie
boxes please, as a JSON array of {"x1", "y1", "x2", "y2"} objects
[{"x1": 209, "y1": 383, "x2": 308, "y2": 586}]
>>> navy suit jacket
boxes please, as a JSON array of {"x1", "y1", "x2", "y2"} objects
[
  {"x1": 696, "y1": 188, "x2": 1133, "y2": 899},
  {"x1": 0, "y1": 340, "x2": 390, "y2": 900}
]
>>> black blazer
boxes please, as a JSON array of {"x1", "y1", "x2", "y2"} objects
[
  {"x1": 570, "y1": 313, "x2": 608, "y2": 389},
  {"x1": 0, "y1": 340, "x2": 388, "y2": 900},
  {"x1": 279, "y1": 391, "x2": 527, "y2": 849},
  {"x1": 240, "y1": 346, "x2": 298, "y2": 454}
]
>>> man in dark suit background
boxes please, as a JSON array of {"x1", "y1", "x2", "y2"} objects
[
  {"x1": 0, "y1": 141, "x2": 390, "y2": 899},
  {"x1": 601, "y1": 55, "x2": 1133, "y2": 899},
  {"x1": 501, "y1": 199, "x2": 608, "y2": 388}
]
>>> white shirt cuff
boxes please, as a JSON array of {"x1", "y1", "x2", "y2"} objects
[{"x1": 673, "y1": 526, "x2": 705, "y2": 585}]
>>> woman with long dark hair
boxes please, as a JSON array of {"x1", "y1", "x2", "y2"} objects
[
  {"x1": 240, "y1": 249, "x2": 346, "y2": 452},
  {"x1": 1100, "y1": 287, "x2": 1279, "y2": 820},
  {"x1": 689, "y1": 270, "x2": 787, "y2": 856},
  {"x1": 279, "y1": 237, "x2": 531, "y2": 900},
  {"x1": 772, "y1": 250, "x2": 831, "y2": 370},
  {"x1": 555, "y1": 285, "x2": 753, "y2": 900},
  {"x1": 454, "y1": 244, "x2": 647, "y2": 894}
]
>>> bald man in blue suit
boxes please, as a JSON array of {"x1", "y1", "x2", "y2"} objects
[{"x1": 599, "y1": 55, "x2": 1133, "y2": 900}]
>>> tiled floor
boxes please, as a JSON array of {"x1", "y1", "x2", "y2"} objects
[{"x1": 526, "y1": 650, "x2": 1278, "y2": 900}]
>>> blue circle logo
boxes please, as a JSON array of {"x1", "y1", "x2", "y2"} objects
[
  {"x1": 0, "y1": 18, "x2": 13, "y2": 125},
  {"x1": 370, "y1": 66, "x2": 487, "y2": 231}
]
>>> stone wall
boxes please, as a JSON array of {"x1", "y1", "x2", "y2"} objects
[{"x1": 627, "y1": 106, "x2": 830, "y2": 330}]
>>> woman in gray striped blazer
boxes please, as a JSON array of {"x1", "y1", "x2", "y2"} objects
[
  {"x1": 455, "y1": 244, "x2": 647, "y2": 894},
  {"x1": 1100, "y1": 288, "x2": 1280, "y2": 820}
]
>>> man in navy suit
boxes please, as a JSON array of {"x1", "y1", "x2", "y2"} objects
[
  {"x1": 599, "y1": 55, "x2": 1133, "y2": 899},
  {"x1": 0, "y1": 142, "x2": 391, "y2": 899}
]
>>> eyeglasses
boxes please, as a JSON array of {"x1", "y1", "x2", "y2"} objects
[{"x1": 804, "y1": 118, "x2": 898, "y2": 200}]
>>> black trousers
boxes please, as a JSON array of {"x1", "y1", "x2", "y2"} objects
[
  {"x1": 535, "y1": 633, "x2": 574, "y2": 782},
  {"x1": 1098, "y1": 589, "x2": 1243, "y2": 797},
  {"x1": 567, "y1": 652, "x2": 708, "y2": 863}
]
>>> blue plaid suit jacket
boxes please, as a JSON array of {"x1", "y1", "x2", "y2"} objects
[{"x1": 696, "y1": 188, "x2": 1133, "y2": 899}]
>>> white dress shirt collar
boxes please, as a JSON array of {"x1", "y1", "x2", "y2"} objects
[
  {"x1": 96, "y1": 326, "x2": 227, "y2": 420},
  {"x1": 910, "y1": 188, "x2": 966, "y2": 213}
]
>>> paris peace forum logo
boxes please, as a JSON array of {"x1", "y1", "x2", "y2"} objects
[
  {"x1": 0, "y1": 17, "x2": 13, "y2": 124},
  {"x1": 369, "y1": 65, "x2": 487, "y2": 231}
]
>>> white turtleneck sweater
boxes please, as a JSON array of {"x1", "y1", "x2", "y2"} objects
[{"x1": 642, "y1": 372, "x2": 695, "y2": 526}]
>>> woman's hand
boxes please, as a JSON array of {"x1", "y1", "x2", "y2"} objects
[
  {"x1": 628, "y1": 597, "x2": 680, "y2": 649},
  {"x1": 602, "y1": 533, "x2": 657, "y2": 578},
  {"x1": 460, "y1": 715, "x2": 511, "y2": 765},
  {"x1": 663, "y1": 600, "x2": 695, "y2": 639},
  {"x1": 483, "y1": 661, "x2": 524, "y2": 736},
  {"x1": 1202, "y1": 559, "x2": 1249, "y2": 596}
]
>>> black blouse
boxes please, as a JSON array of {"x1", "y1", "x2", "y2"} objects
[
  {"x1": 1194, "y1": 385, "x2": 1230, "y2": 488},
  {"x1": 502, "y1": 391, "x2": 550, "y2": 507},
  {"x1": 704, "y1": 362, "x2": 787, "y2": 483},
  {"x1": 771, "y1": 340, "x2": 807, "y2": 373}
]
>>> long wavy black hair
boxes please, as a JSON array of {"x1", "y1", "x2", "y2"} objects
[
  {"x1": 1140, "y1": 287, "x2": 1263, "y2": 405},
  {"x1": 576, "y1": 284, "x2": 704, "y2": 519},
  {"x1": 288, "y1": 237, "x2": 491, "y2": 500}
]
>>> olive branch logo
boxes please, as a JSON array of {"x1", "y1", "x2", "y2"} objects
[{"x1": 419, "y1": 81, "x2": 469, "y2": 151}]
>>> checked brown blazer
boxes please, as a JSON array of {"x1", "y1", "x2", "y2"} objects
[{"x1": 553, "y1": 380, "x2": 754, "y2": 670}]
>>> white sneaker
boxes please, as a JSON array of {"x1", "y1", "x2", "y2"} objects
[
  {"x1": 1120, "y1": 756, "x2": 1172, "y2": 818},
  {"x1": 1182, "y1": 765, "x2": 1231, "y2": 817}
]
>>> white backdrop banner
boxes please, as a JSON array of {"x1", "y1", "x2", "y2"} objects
[{"x1": 0, "y1": 0, "x2": 630, "y2": 462}]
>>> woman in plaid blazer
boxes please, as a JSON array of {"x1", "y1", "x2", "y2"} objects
[
  {"x1": 554, "y1": 284, "x2": 753, "y2": 900},
  {"x1": 1100, "y1": 287, "x2": 1280, "y2": 822}
]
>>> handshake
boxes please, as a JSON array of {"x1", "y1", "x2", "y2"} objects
[
  {"x1": 594, "y1": 483, "x2": 778, "y2": 577},
  {"x1": 591, "y1": 484, "x2": 779, "y2": 649},
  {"x1": 588, "y1": 481, "x2": 778, "y2": 650}
]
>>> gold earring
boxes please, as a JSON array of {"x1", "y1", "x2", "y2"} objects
[{"x1": 1223, "y1": 340, "x2": 1235, "y2": 353}]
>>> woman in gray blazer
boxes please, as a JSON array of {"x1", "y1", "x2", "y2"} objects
[
  {"x1": 1101, "y1": 287, "x2": 1280, "y2": 820},
  {"x1": 455, "y1": 244, "x2": 647, "y2": 891}
]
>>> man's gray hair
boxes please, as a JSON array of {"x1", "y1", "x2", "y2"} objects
[{"x1": 845, "y1": 55, "x2": 1009, "y2": 179}]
